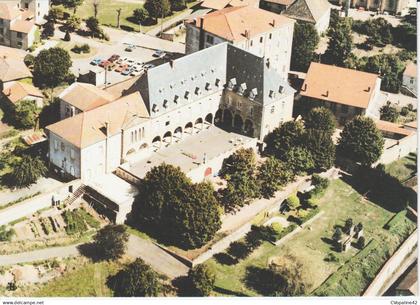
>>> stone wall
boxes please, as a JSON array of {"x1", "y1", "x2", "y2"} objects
[{"x1": 374, "y1": 133, "x2": 417, "y2": 165}]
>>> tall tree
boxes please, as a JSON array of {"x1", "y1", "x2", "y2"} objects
[
  {"x1": 93, "y1": 224, "x2": 129, "y2": 260},
  {"x1": 363, "y1": 54, "x2": 404, "y2": 93},
  {"x1": 110, "y1": 258, "x2": 162, "y2": 296},
  {"x1": 86, "y1": 16, "x2": 103, "y2": 38},
  {"x1": 65, "y1": 14, "x2": 81, "y2": 32},
  {"x1": 63, "y1": 0, "x2": 83, "y2": 14},
  {"x1": 304, "y1": 107, "x2": 336, "y2": 135},
  {"x1": 338, "y1": 116, "x2": 384, "y2": 166},
  {"x1": 9, "y1": 155, "x2": 47, "y2": 188},
  {"x1": 133, "y1": 7, "x2": 149, "y2": 24},
  {"x1": 324, "y1": 18, "x2": 353, "y2": 67},
  {"x1": 144, "y1": 0, "x2": 171, "y2": 23},
  {"x1": 33, "y1": 47, "x2": 72, "y2": 89},
  {"x1": 132, "y1": 164, "x2": 221, "y2": 249},
  {"x1": 264, "y1": 120, "x2": 305, "y2": 161},
  {"x1": 284, "y1": 146, "x2": 314, "y2": 175},
  {"x1": 42, "y1": 20, "x2": 55, "y2": 38},
  {"x1": 257, "y1": 157, "x2": 293, "y2": 199},
  {"x1": 116, "y1": 8, "x2": 122, "y2": 29},
  {"x1": 291, "y1": 23, "x2": 320, "y2": 72},
  {"x1": 188, "y1": 264, "x2": 216, "y2": 296},
  {"x1": 13, "y1": 100, "x2": 40, "y2": 129}
]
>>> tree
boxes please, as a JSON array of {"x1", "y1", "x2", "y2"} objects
[
  {"x1": 219, "y1": 148, "x2": 257, "y2": 179},
  {"x1": 47, "y1": 6, "x2": 64, "y2": 22},
  {"x1": 42, "y1": 21, "x2": 55, "y2": 38},
  {"x1": 63, "y1": 0, "x2": 83, "y2": 14},
  {"x1": 33, "y1": 47, "x2": 72, "y2": 89},
  {"x1": 133, "y1": 8, "x2": 149, "y2": 24},
  {"x1": 357, "y1": 236, "x2": 365, "y2": 249},
  {"x1": 65, "y1": 15, "x2": 81, "y2": 32},
  {"x1": 257, "y1": 157, "x2": 293, "y2": 198},
  {"x1": 286, "y1": 194, "x2": 300, "y2": 210},
  {"x1": 9, "y1": 155, "x2": 47, "y2": 188},
  {"x1": 131, "y1": 164, "x2": 221, "y2": 249},
  {"x1": 338, "y1": 116, "x2": 384, "y2": 166},
  {"x1": 110, "y1": 258, "x2": 162, "y2": 296},
  {"x1": 86, "y1": 16, "x2": 104, "y2": 38},
  {"x1": 291, "y1": 23, "x2": 320, "y2": 72},
  {"x1": 188, "y1": 264, "x2": 216, "y2": 296},
  {"x1": 64, "y1": 30, "x2": 71, "y2": 41},
  {"x1": 380, "y1": 103, "x2": 399, "y2": 122},
  {"x1": 228, "y1": 241, "x2": 251, "y2": 260},
  {"x1": 93, "y1": 0, "x2": 100, "y2": 18},
  {"x1": 284, "y1": 146, "x2": 314, "y2": 174},
  {"x1": 13, "y1": 100, "x2": 40, "y2": 129},
  {"x1": 304, "y1": 130, "x2": 336, "y2": 171},
  {"x1": 93, "y1": 224, "x2": 129, "y2": 260},
  {"x1": 170, "y1": 0, "x2": 186, "y2": 11},
  {"x1": 23, "y1": 54, "x2": 35, "y2": 67},
  {"x1": 144, "y1": 0, "x2": 171, "y2": 23},
  {"x1": 324, "y1": 18, "x2": 353, "y2": 67},
  {"x1": 116, "y1": 8, "x2": 122, "y2": 28},
  {"x1": 363, "y1": 54, "x2": 404, "y2": 93},
  {"x1": 265, "y1": 120, "x2": 305, "y2": 161},
  {"x1": 304, "y1": 107, "x2": 336, "y2": 135}
]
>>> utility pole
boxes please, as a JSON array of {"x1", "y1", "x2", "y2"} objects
[{"x1": 345, "y1": 0, "x2": 350, "y2": 17}]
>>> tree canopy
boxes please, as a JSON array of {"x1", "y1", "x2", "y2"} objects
[
  {"x1": 133, "y1": 8, "x2": 149, "y2": 24},
  {"x1": 93, "y1": 224, "x2": 129, "y2": 260},
  {"x1": 338, "y1": 116, "x2": 384, "y2": 166},
  {"x1": 131, "y1": 164, "x2": 221, "y2": 249},
  {"x1": 304, "y1": 107, "x2": 336, "y2": 135},
  {"x1": 291, "y1": 22, "x2": 320, "y2": 72},
  {"x1": 257, "y1": 157, "x2": 293, "y2": 198},
  {"x1": 9, "y1": 155, "x2": 47, "y2": 188},
  {"x1": 13, "y1": 100, "x2": 40, "y2": 129},
  {"x1": 324, "y1": 18, "x2": 353, "y2": 67},
  {"x1": 33, "y1": 47, "x2": 72, "y2": 88},
  {"x1": 380, "y1": 103, "x2": 399, "y2": 122},
  {"x1": 144, "y1": 0, "x2": 171, "y2": 22},
  {"x1": 110, "y1": 258, "x2": 162, "y2": 297},
  {"x1": 188, "y1": 264, "x2": 216, "y2": 296}
]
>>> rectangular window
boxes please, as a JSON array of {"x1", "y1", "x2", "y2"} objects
[
  {"x1": 54, "y1": 140, "x2": 59, "y2": 150},
  {"x1": 206, "y1": 35, "x2": 214, "y2": 44},
  {"x1": 269, "y1": 33, "x2": 272, "y2": 39},
  {"x1": 70, "y1": 149, "x2": 75, "y2": 160},
  {"x1": 25, "y1": 3, "x2": 29, "y2": 8},
  {"x1": 260, "y1": 37, "x2": 263, "y2": 43},
  {"x1": 17, "y1": 32, "x2": 22, "y2": 38},
  {"x1": 61, "y1": 142, "x2": 65, "y2": 151},
  {"x1": 165, "y1": 121, "x2": 170, "y2": 126}
]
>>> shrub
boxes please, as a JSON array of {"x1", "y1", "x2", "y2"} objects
[
  {"x1": 227, "y1": 241, "x2": 250, "y2": 260},
  {"x1": 298, "y1": 207, "x2": 320, "y2": 225},
  {"x1": 0, "y1": 226, "x2": 15, "y2": 242},
  {"x1": 311, "y1": 174, "x2": 329, "y2": 194},
  {"x1": 324, "y1": 252, "x2": 339, "y2": 263},
  {"x1": 270, "y1": 222, "x2": 283, "y2": 235},
  {"x1": 188, "y1": 264, "x2": 216, "y2": 296},
  {"x1": 286, "y1": 194, "x2": 300, "y2": 210},
  {"x1": 245, "y1": 228, "x2": 263, "y2": 250},
  {"x1": 24, "y1": 54, "x2": 35, "y2": 67},
  {"x1": 71, "y1": 44, "x2": 90, "y2": 54}
]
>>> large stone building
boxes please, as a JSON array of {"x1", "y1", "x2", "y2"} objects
[
  {"x1": 0, "y1": 0, "x2": 49, "y2": 49},
  {"x1": 330, "y1": 0, "x2": 411, "y2": 14},
  {"x1": 298, "y1": 62, "x2": 382, "y2": 125},
  {"x1": 185, "y1": 6, "x2": 295, "y2": 78},
  {"x1": 46, "y1": 43, "x2": 295, "y2": 181}
]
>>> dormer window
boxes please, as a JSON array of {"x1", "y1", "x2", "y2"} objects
[
  {"x1": 152, "y1": 104, "x2": 159, "y2": 112},
  {"x1": 279, "y1": 85, "x2": 285, "y2": 94},
  {"x1": 227, "y1": 78, "x2": 237, "y2": 90},
  {"x1": 195, "y1": 87, "x2": 201, "y2": 95},
  {"x1": 269, "y1": 90, "x2": 275, "y2": 98},
  {"x1": 249, "y1": 88, "x2": 258, "y2": 100},
  {"x1": 238, "y1": 83, "x2": 247, "y2": 95},
  {"x1": 185, "y1": 91, "x2": 190, "y2": 100},
  {"x1": 215, "y1": 78, "x2": 221, "y2": 87},
  {"x1": 163, "y1": 99, "x2": 168, "y2": 108},
  {"x1": 174, "y1": 95, "x2": 179, "y2": 103},
  {"x1": 205, "y1": 82, "x2": 212, "y2": 91}
]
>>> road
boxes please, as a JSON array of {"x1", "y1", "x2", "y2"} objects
[{"x1": 0, "y1": 234, "x2": 189, "y2": 279}]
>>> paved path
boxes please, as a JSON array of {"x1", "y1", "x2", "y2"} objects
[
  {"x1": 0, "y1": 244, "x2": 80, "y2": 266},
  {"x1": 146, "y1": 9, "x2": 194, "y2": 36},
  {"x1": 0, "y1": 234, "x2": 189, "y2": 279}
]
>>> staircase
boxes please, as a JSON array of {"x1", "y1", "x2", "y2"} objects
[{"x1": 63, "y1": 184, "x2": 87, "y2": 206}]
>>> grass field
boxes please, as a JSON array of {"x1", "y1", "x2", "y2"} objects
[
  {"x1": 385, "y1": 153, "x2": 417, "y2": 182},
  {"x1": 34, "y1": 260, "x2": 121, "y2": 297},
  {"x1": 57, "y1": 0, "x2": 198, "y2": 33},
  {"x1": 206, "y1": 178, "x2": 416, "y2": 296}
]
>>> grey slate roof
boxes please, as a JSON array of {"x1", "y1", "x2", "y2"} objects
[
  {"x1": 283, "y1": 0, "x2": 330, "y2": 23},
  {"x1": 136, "y1": 42, "x2": 294, "y2": 117}
]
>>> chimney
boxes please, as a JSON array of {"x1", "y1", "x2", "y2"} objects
[
  {"x1": 302, "y1": 83, "x2": 307, "y2": 91},
  {"x1": 366, "y1": 86, "x2": 371, "y2": 92},
  {"x1": 199, "y1": 17, "x2": 205, "y2": 50},
  {"x1": 105, "y1": 121, "x2": 109, "y2": 137},
  {"x1": 169, "y1": 59, "x2": 174, "y2": 68},
  {"x1": 324, "y1": 90, "x2": 329, "y2": 97},
  {"x1": 271, "y1": 19, "x2": 276, "y2": 27}
]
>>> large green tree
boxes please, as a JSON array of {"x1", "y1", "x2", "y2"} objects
[
  {"x1": 291, "y1": 23, "x2": 319, "y2": 72},
  {"x1": 9, "y1": 155, "x2": 47, "y2": 188},
  {"x1": 264, "y1": 120, "x2": 305, "y2": 161},
  {"x1": 110, "y1": 258, "x2": 162, "y2": 297},
  {"x1": 65, "y1": 14, "x2": 81, "y2": 32},
  {"x1": 63, "y1": 0, "x2": 83, "y2": 13},
  {"x1": 284, "y1": 146, "x2": 314, "y2": 174},
  {"x1": 188, "y1": 264, "x2": 216, "y2": 296},
  {"x1": 132, "y1": 164, "x2": 221, "y2": 249},
  {"x1": 324, "y1": 18, "x2": 353, "y2": 67},
  {"x1": 13, "y1": 100, "x2": 40, "y2": 129},
  {"x1": 93, "y1": 224, "x2": 129, "y2": 260},
  {"x1": 144, "y1": 0, "x2": 171, "y2": 23},
  {"x1": 380, "y1": 103, "x2": 399, "y2": 122},
  {"x1": 133, "y1": 8, "x2": 149, "y2": 24},
  {"x1": 33, "y1": 47, "x2": 72, "y2": 89},
  {"x1": 257, "y1": 157, "x2": 293, "y2": 199},
  {"x1": 304, "y1": 107, "x2": 336, "y2": 135},
  {"x1": 338, "y1": 116, "x2": 384, "y2": 166}
]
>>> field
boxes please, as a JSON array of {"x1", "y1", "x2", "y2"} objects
[
  {"x1": 206, "y1": 178, "x2": 416, "y2": 296},
  {"x1": 33, "y1": 259, "x2": 121, "y2": 297},
  {"x1": 385, "y1": 153, "x2": 417, "y2": 182},
  {"x1": 57, "y1": 0, "x2": 198, "y2": 33}
]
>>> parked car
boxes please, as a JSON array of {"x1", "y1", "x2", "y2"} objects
[
  {"x1": 99, "y1": 60, "x2": 109, "y2": 68},
  {"x1": 90, "y1": 58, "x2": 101, "y2": 65},
  {"x1": 125, "y1": 44, "x2": 136, "y2": 52},
  {"x1": 130, "y1": 69, "x2": 143, "y2": 76},
  {"x1": 144, "y1": 63, "x2": 155, "y2": 70},
  {"x1": 105, "y1": 62, "x2": 116, "y2": 70},
  {"x1": 122, "y1": 67, "x2": 134, "y2": 76},
  {"x1": 108, "y1": 54, "x2": 120, "y2": 62},
  {"x1": 153, "y1": 50, "x2": 166, "y2": 58},
  {"x1": 115, "y1": 64, "x2": 128, "y2": 73}
]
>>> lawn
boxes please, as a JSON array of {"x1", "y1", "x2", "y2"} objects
[
  {"x1": 206, "y1": 178, "x2": 416, "y2": 296},
  {"x1": 56, "y1": 41, "x2": 98, "y2": 59},
  {"x1": 57, "y1": 0, "x2": 198, "y2": 33},
  {"x1": 385, "y1": 153, "x2": 417, "y2": 182},
  {"x1": 33, "y1": 259, "x2": 121, "y2": 297}
]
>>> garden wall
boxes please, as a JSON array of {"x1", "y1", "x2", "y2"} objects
[
  {"x1": 363, "y1": 229, "x2": 418, "y2": 296},
  {"x1": 375, "y1": 133, "x2": 417, "y2": 166}
]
